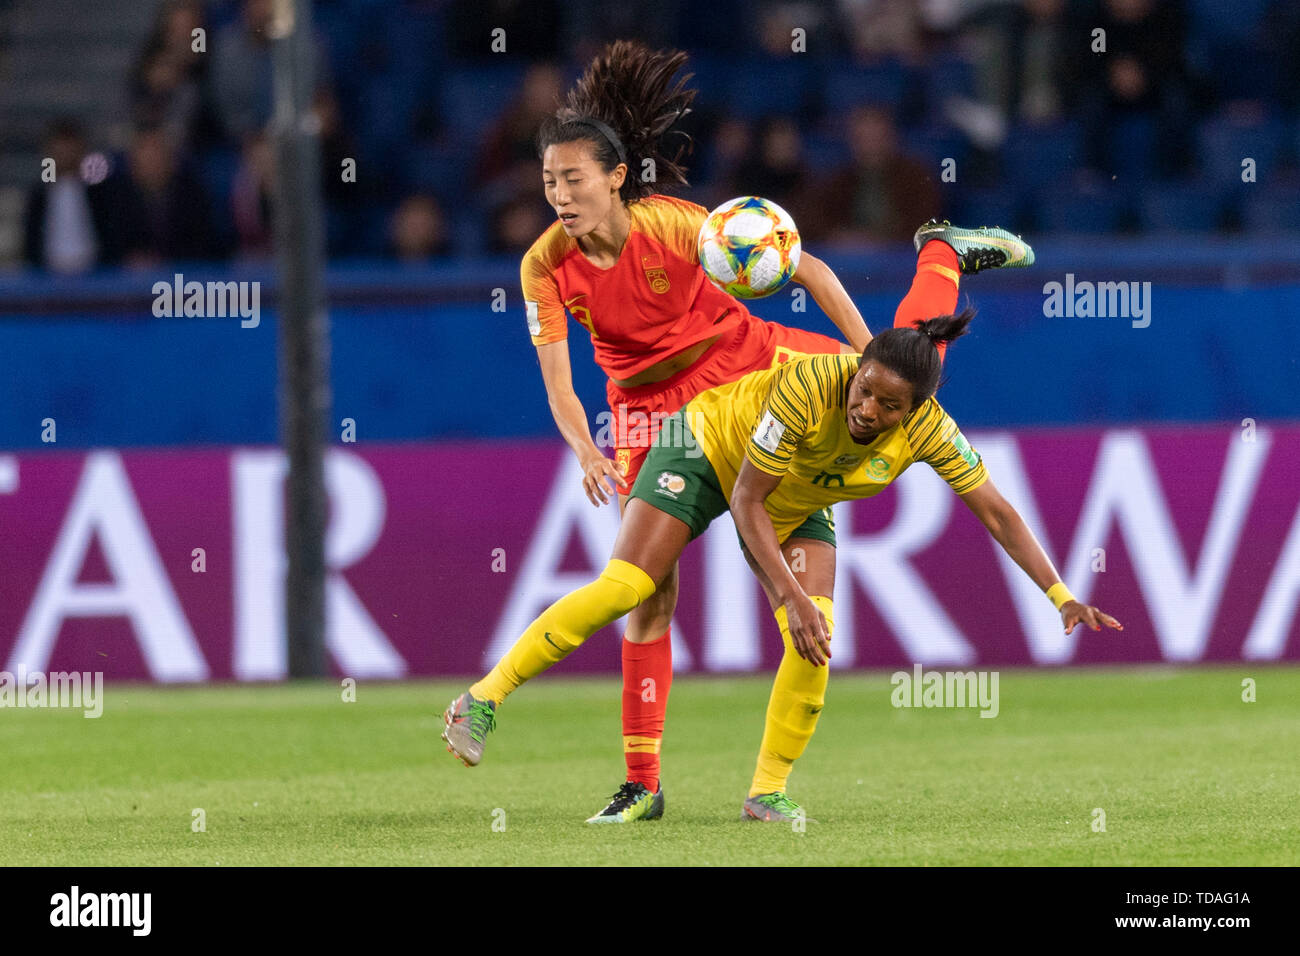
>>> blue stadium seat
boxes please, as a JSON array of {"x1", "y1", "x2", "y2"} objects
[
  {"x1": 1003, "y1": 122, "x2": 1084, "y2": 191},
  {"x1": 1198, "y1": 113, "x2": 1288, "y2": 186},
  {"x1": 405, "y1": 143, "x2": 472, "y2": 205},
  {"x1": 1033, "y1": 189, "x2": 1125, "y2": 235},
  {"x1": 957, "y1": 188, "x2": 1024, "y2": 230},
  {"x1": 821, "y1": 59, "x2": 908, "y2": 115},
  {"x1": 903, "y1": 125, "x2": 969, "y2": 172},
  {"x1": 1241, "y1": 186, "x2": 1300, "y2": 233},
  {"x1": 715, "y1": 57, "x2": 814, "y2": 120},
  {"x1": 1106, "y1": 114, "x2": 1158, "y2": 182},
  {"x1": 1137, "y1": 182, "x2": 1224, "y2": 233},
  {"x1": 439, "y1": 64, "x2": 528, "y2": 140},
  {"x1": 1188, "y1": 0, "x2": 1269, "y2": 45},
  {"x1": 922, "y1": 55, "x2": 975, "y2": 119},
  {"x1": 802, "y1": 132, "x2": 850, "y2": 172}
]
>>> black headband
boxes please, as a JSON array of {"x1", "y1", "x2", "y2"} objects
[{"x1": 572, "y1": 117, "x2": 627, "y2": 167}]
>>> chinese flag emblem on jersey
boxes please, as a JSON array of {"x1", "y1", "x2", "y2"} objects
[{"x1": 641, "y1": 254, "x2": 670, "y2": 294}]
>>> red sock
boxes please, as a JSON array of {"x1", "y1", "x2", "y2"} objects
[
  {"x1": 894, "y1": 240, "x2": 960, "y2": 363},
  {"x1": 622, "y1": 628, "x2": 672, "y2": 790}
]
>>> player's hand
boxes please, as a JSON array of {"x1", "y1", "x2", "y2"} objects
[
  {"x1": 1061, "y1": 601, "x2": 1123, "y2": 635},
  {"x1": 784, "y1": 592, "x2": 832, "y2": 667},
  {"x1": 579, "y1": 453, "x2": 628, "y2": 506}
]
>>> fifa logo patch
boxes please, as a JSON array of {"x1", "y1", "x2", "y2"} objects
[
  {"x1": 641, "y1": 254, "x2": 670, "y2": 294},
  {"x1": 753, "y1": 410, "x2": 785, "y2": 453},
  {"x1": 656, "y1": 471, "x2": 686, "y2": 499}
]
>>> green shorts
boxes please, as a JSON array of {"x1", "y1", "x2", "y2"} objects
[{"x1": 627, "y1": 409, "x2": 836, "y2": 547}]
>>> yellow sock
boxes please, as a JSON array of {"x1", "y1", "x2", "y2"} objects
[
  {"x1": 470, "y1": 559, "x2": 656, "y2": 705},
  {"x1": 749, "y1": 595, "x2": 833, "y2": 797}
]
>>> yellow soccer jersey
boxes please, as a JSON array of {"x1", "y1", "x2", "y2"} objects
[{"x1": 686, "y1": 352, "x2": 988, "y2": 541}]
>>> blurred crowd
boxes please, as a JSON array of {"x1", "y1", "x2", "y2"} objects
[{"x1": 21, "y1": 0, "x2": 1300, "y2": 274}]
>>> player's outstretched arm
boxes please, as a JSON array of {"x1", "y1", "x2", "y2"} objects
[
  {"x1": 790, "y1": 252, "x2": 872, "y2": 353},
  {"x1": 960, "y1": 478, "x2": 1124, "y2": 635},
  {"x1": 731, "y1": 458, "x2": 832, "y2": 665},
  {"x1": 536, "y1": 340, "x2": 628, "y2": 506}
]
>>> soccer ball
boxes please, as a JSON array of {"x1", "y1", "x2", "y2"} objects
[{"x1": 697, "y1": 196, "x2": 801, "y2": 299}]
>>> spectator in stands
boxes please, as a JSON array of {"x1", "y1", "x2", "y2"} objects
[
  {"x1": 447, "y1": 0, "x2": 563, "y2": 60},
  {"x1": 231, "y1": 131, "x2": 276, "y2": 260},
  {"x1": 1073, "y1": 0, "x2": 1194, "y2": 177},
  {"x1": 210, "y1": 0, "x2": 332, "y2": 145},
  {"x1": 834, "y1": 0, "x2": 923, "y2": 62},
  {"x1": 389, "y1": 194, "x2": 449, "y2": 262},
  {"x1": 744, "y1": 115, "x2": 817, "y2": 215},
  {"x1": 487, "y1": 194, "x2": 550, "y2": 255},
  {"x1": 811, "y1": 105, "x2": 938, "y2": 243},
  {"x1": 23, "y1": 118, "x2": 111, "y2": 274},
  {"x1": 96, "y1": 125, "x2": 223, "y2": 266},
  {"x1": 562, "y1": 0, "x2": 685, "y2": 62},
  {"x1": 210, "y1": 0, "x2": 275, "y2": 142},
  {"x1": 698, "y1": 117, "x2": 754, "y2": 205},
  {"x1": 950, "y1": 0, "x2": 1072, "y2": 127},
  {"x1": 1264, "y1": 0, "x2": 1300, "y2": 119},
  {"x1": 757, "y1": 1, "x2": 842, "y2": 58},
  {"x1": 129, "y1": 0, "x2": 213, "y2": 150},
  {"x1": 477, "y1": 62, "x2": 565, "y2": 189}
]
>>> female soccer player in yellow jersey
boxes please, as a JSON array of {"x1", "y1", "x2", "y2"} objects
[
  {"x1": 466, "y1": 37, "x2": 1037, "y2": 823},
  {"x1": 445, "y1": 312, "x2": 1122, "y2": 822}
]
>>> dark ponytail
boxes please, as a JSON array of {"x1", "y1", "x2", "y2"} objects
[
  {"x1": 536, "y1": 40, "x2": 696, "y2": 203},
  {"x1": 859, "y1": 308, "x2": 975, "y2": 406}
]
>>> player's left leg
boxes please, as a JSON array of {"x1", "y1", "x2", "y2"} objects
[{"x1": 738, "y1": 517, "x2": 838, "y2": 823}]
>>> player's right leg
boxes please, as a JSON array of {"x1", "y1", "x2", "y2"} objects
[
  {"x1": 441, "y1": 502, "x2": 691, "y2": 768},
  {"x1": 897, "y1": 221, "x2": 1035, "y2": 361},
  {"x1": 737, "y1": 511, "x2": 838, "y2": 824}
]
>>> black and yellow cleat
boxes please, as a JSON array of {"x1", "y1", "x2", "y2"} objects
[
  {"x1": 585, "y1": 781, "x2": 665, "y2": 824},
  {"x1": 913, "y1": 219, "x2": 1035, "y2": 273}
]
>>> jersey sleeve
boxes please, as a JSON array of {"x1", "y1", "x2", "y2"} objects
[
  {"x1": 909, "y1": 400, "x2": 988, "y2": 495},
  {"x1": 520, "y1": 248, "x2": 567, "y2": 346},
  {"x1": 745, "y1": 358, "x2": 832, "y2": 476},
  {"x1": 653, "y1": 197, "x2": 708, "y2": 265}
]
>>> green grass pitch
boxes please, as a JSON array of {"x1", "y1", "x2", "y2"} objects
[{"x1": 1, "y1": 667, "x2": 1296, "y2": 866}]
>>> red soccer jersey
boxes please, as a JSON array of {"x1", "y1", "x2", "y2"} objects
[{"x1": 520, "y1": 194, "x2": 744, "y2": 380}]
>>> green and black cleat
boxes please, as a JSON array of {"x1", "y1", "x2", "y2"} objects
[
  {"x1": 913, "y1": 219, "x2": 1035, "y2": 274},
  {"x1": 585, "y1": 781, "x2": 665, "y2": 824}
]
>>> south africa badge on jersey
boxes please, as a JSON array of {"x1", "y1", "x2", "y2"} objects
[
  {"x1": 951, "y1": 432, "x2": 979, "y2": 468},
  {"x1": 641, "y1": 254, "x2": 670, "y2": 294}
]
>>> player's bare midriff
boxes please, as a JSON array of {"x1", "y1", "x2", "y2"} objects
[{"x1": 610, "y1": 333, "x2": 723, "y2": 388}]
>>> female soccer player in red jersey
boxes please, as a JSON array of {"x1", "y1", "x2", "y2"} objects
[{"x1": 472, "y1": 40, "x2": 1035, "y2": 823}]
